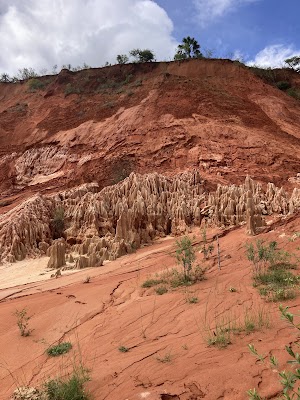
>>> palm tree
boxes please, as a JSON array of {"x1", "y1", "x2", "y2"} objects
[{"x1": 174, "y1": 37, "x2": 202, "y2": 60}]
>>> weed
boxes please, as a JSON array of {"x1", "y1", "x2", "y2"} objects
[
  {"x1": 269, "y1": 288, "x2": 296, "y2": 302},
  {"x1": 287, "y1": 87, "x2": 300, "y2": 100},
  {"x1": 276, "y1": 81, "x2": 291, "y2": 90},
  {"x1": 244, "y1": 312, "x2": 256, "y2": 334},
  {"x1": 155, "y1": 286, "x2": 168, "y2": 295},
  {"x1": 27, "y1": 78, "x2": 45, "y2": 92},
  {"x1": 247, "y1": 305, "x2": 300, "y2": 399},
  {"x1": 47, "y1": 342, "x2": 73, "y2": 357},
  {"x1": 118, "y1": 346, "x2": 129, "y2": 353},
  {"x1": 141, "y1": 279, "x2": 166, "y2": 288},
  {"x1": 201, "y1": 227, "x2": 214, "y2": 260},
  {"x1": 65, "y1": 83, "x2": 81, "y2": 96},
  {"x1": 156, "y1": 352, "x2": 172, "y2": 363},
  {"x1": 207, "y1": 324, "x2": 231, "y2": 349},
  {"x1": 187, "y1": 296, "x2": 199, "y2": 304},
  {"x1": 83, "y1": 276, "x2": 91, "y2": 284},
  {"x1": 175, "y1": 236, "x2": 196, "y2": 280},
  {"x1": 14, "y1": 308, "x2": 33, "y2": 337},
  {"x1": 45, "y1": 366, "x2": 90, "y2": 400},
  {"x1": 247, "y1": 240, "x2": 299, "y2": 302}
]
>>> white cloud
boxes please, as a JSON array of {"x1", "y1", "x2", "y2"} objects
[
  {"x1": 0, "y1": 0, "x2": 178, "y2": 75},
  {"x1": 193, "y1": 0, "x2": 260, "y2": 26},
  {"x1": 247, "y1": 44, "x2": 300, "y2": 68}
]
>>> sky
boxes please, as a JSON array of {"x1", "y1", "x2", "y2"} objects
[{"x1": 0, "y1": 0, "x2": 299, "y2": 75}]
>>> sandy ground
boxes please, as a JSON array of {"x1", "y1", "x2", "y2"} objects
[{"x1": 1, "y1": 222, "x2": 300, "y2": 399}]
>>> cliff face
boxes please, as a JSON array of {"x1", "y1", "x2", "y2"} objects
[{"x1": 1, "y1": 59, "x2": 300, "y2": 205}]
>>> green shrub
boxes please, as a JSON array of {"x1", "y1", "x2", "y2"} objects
[
  {"x1": 276, "y1": 81, "x2": 291, "y2": 90},
  {"x1": 65, "y1": 83, "x2": 81, "y2": 96},
  {"x1": 28, "y1": 78, "x2": 45, "y2": 92},
  {"x1": 141, "y1": 279, "x2": 166, "y2": 288},
  {"x1": 175, "y1": 236, "x2": 196, "y2": 280},
  {"x1": 118, "y1": 346, "x2": 129, "y2": 353},
  {"x1": 155, "y1": 286, "x2": 168, "y2": 295},
  {"x1": 45, "y1": 369, "x2": 90, "y2": 400},
  {"x1": 47, "y1": 342, "x2": 72, "y2": 357},
  {"x1": 187, "y1": 296, "x2": 199, "y2": 304},
  {"x1": 287, "y1": 87, "x2": 300, "y2": 100}
]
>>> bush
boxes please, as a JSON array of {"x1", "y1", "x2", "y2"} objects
[
  {"x1": 65, "y1": 83, "x2": 81, "y2": 96},
  {"x1": 276, "y1": 81, "x2": 291, "y2": 90},
  {"x1": 28, "y1": 78, "x2": 45, "y2": 92},
  {"x1": 175, "y1": 236, "x2": 196, "y2": 280},
  {"x1": 155, "y1": 286, "x2": 168, "y2": 295},
  {"x1": 47, "y1": 342, "x2": 72, "y2": 357},
  {"x1": 45, "y1": 369, "x2": 90, "y2": 400},
  {"x1": 287, "y1": 87, "x2": 300, "y2": 100},
  {"x1": 141, "y1": 279, "x2": 166, "y2": 288},
  {"x1": 247, "y1": 240, "x2": 299, "y2": 302}
]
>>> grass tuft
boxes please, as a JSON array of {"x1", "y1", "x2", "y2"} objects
[{"x1": 47, "y1": 342, "x2": 73, "y2": 357}]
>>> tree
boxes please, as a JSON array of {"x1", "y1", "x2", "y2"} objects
[
  {"x1": 174, "y1": 36, "x2": 203, "y2": 60},
  {"x1": 285, "y1": 56, "x2": 300, "y2": 72},
  {"x1": 0, "y1": 73, "x2": 10, "y2": 82},
  {"x1": 116, "y1": 54, "x2": 129, "y2": 64},
  {"x1": 17, "y1": 67, "x2": 38, "y2": 80},
  {"x1": 129, "y1": 49, "x2": 155, "y2": 63}
]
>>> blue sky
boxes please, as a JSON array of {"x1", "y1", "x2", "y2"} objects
[
  {"x1": 0, "y1": 0, "x2": 299, "y2": 75},
  {"x1": 156, "y1": 0, "x2": 300, "y2": 64}
]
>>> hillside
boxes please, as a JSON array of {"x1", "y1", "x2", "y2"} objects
[
  {"x1": 1, "y1": 59, "x2": 300, "y2": 400},
  {"x1": 1, "y1": 59, "x2": 300, "y2": 205}
]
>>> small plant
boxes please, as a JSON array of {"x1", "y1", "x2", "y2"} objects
[
  {"x1": 14, "y1": 308, "x2": 33, "y2": 337},
  {"x1": 141, "y1": 279, "x2": 166, "y2": 288},
  {"x1": 187, "y1": 296, "x2": 199, "y2": 304},
  {"x1": 201, "y1": 227, "x2": 214, "y2": 260},
  {"x1": 155, "y1": 286, "x2": 168, "y2": 295},
  {"x1": 287, "y1": 87, "x2": 300, "y2": 100},
  {"x1": 276, "y1": 81, "x2": 291, "y2": 90},
  {"x1": 45, "y1": 366, "x2": 90, "y2": 400},
  {"x1": 65, "y1": 83, "x2": 81, "y2": 96},
  {"x1": 156, "y1": 352, "x2": 172, "y2": 363},
  {"x1": 247, "y1": 305, "x2": 300, "y2": 399},
  {"x1": 83, "y1": 276, "x2": 91, "y2": 284},
  {"x1": 246, "y1": 240, "x2": 299, "y2": 302},
  {"x1": 47, "y1": 342, "x2": 72, "y2": 357},
  {"x1": 27, "y1": 78, "x2": 45, "y2": 92},
  {"x1": 207, "y1": 324, "x2": 231, "y2": 349},
  {"x1": 118, "y1": 346, "x2": 129, "y2": 353},
  {"x1": 175, "y1": 236, "x2": 196, "y2": 280}
]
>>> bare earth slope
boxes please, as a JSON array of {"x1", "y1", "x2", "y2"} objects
[
  {"x1": 1, "y1": 219, "x2": 300, "y2": 400},
  {"x1": 1, "y1": 59, "x2": 300, "y2": 204}
]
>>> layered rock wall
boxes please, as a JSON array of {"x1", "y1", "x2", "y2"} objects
[{"x1": 0, "y1": 171, "x2": 299, "y2": 265}]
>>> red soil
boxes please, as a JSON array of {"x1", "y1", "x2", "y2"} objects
[
  {"x1": 0, "y1": 59, "x2": 300, "y2": 206},
  {"x1": 1, "y1": 217, "x2": 300, "y2": 399}
]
